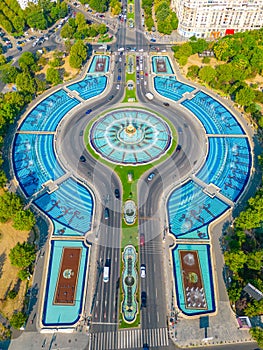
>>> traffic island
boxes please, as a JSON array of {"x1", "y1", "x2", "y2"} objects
[{"x1": 120, "y1": 245, "x2": 139, "y2": 326}]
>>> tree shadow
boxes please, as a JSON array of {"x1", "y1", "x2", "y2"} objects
[
  {"x1": 0, "y1": 252, "x2": 6, "y2": 279},
  {"x1": 27, "y1": 283, "x2": 39, "y2": 315}
]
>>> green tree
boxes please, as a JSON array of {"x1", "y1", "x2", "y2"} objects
[
  {"x1": 9, "y1": 242, "x2": 35, "y2": 268},
  {"x1": 0, "y1": 170, "x2": 7, "y2": 188},
  {"x1": 249, "y1": 327, "x2": 263, "y2": 348},
  {"x1": 18, "y1": 269, "x2": 30, "y2": 281},
  {"x1": 13, "y1": 210, "x2": 36, "y2": 231},
  {"x1": 198, "y1": 66, "x2": 217, "y2": 83},
  {"x1": 235, "y1": 86, "x2": 255, "y2": 107},
  {"x1": 245, "y1": 299, "x2": 263, "y2": 317},
  {"x1": 69, "y1": 40, "x2": 87, "y2": 69},
  {"x1": 10, "y1": 312, "x2": 27, "y2": 329},
  {"x1": 246, "y1": 251, "x2": 263, "y2": 270},
  {"x1": 0, "y1": 54, "x2": 7, "y2": 66},
  {"x1": 187, "y1": 65, "x2": 199, "y2": 79},
  {"x1": 0, "y1": 192, "x2": 23, "y2": 222},
  {"x1": 227, "y1": 285, "x2": 242, "y2": 302},
  {"x1": 224, "y1": 251, "x2": 247, "y2": 273},
  {"x1": 7, "y1": 290, "x2": 18, "y2": 299},
  {"x1": 16, "y1": 72, "x2": 36, "y2": 94},
  {"x1": 60, "y1": 23, "x2": 75, "y2": 39},
  {"x1": 18, "y1": 52, "x2": 37, "y2": 72},
  {"x1": 46, "y1": 67, "x2": 61, "y2": 85}
]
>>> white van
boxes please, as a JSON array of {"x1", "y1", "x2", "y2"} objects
[{"x1": 103, "y1": 266, "x2": 109, "y2": 283}]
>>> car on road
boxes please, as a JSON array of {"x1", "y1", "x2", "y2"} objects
[
  {"x1": 117, "y1": 75, "x2": 121, "y2": 81},
  {"x1": 176, "y1": 144, "x2": 182, "y2": 153},
  {"x1": 141, "y1": 291, "x2": 147, "y2": 307},
  {"x1": 140, "y1": 264, "x2": 146, "y2": 278},
  {"x1": 147, "y1": 172, "x2": 155, "y2": 181},
  {"x1": 108, "y1": 95, "x2": 114, "y2": 101},
  {"x1": 86, "y1": 109, "x2": 92, "y2": 114},
  {"x1": 17, "y1": 46, "x2": 22, "y2": 51},
  {"x1": 79, "y1": 155, "x2": 86, "y2": 162},
  {"x1": 163, "y1": 102, "x2": 170, "y2": 107},
  {"x1": 118, "y1": 68, "x2": 121, "y2": 73},
  {"x1": 140, "y1": 233, "x2": 145, "y2": 246},
  {"x1": 116, "y1": 84, "x2": 120, "y2": 90},
  {"x1": 104, "y1": 207, "x2": 110, "y2": 220},
  {"x1": 114, "y1": 188, "x2": 120, "y2": 198}
]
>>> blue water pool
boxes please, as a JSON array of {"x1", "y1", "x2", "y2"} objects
[
  {"x1": 182, "y1": 91, "x2": 245, "y2": 135},
  {"x1": 13, "y1": 134, "x2": 64, "y2": 197},
  {"x1": 154, "y1": 76, "x2": 195, "y2": 101},
  {"x1": 168, "y1": 180, "x2": 229, "y2": 237},
  {"x1": 172, "y1": 244, "x2": 215, "y2": 315},
  {"x1": 19, "y1": 90, "x2": 79, "y2": 131},
  {"x1": 152, "y1": 56, "x2": 174, "y2": 74},
  {"x1": 67, "y1": 75, "x2": 107, "y2": 100},
  {"x1": 88, "y1": 55, "x2": 110, "y2": 73},
  {"x1": 197, "y1": 137, "x2": 251, "y2": 202},
  {"x1": 90, "y1": 109, "x2": 172, "y2": 165},
  {"x1": 34, "y1": 178, "x2": 93, "y2": 235},
  {"x1": 177, "y1": 225, "x2": 209, "y2": 240},
  {"x1": 42, "y1": 240, "x2": 89, "y2": 326}
]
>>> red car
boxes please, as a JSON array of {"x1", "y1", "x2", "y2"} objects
[{"x1": 140, "y1": 233, "x2": 145, "y2": 246}]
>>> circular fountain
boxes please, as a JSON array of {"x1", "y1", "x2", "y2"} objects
[{"x1": 89, "y1": 109, "x2": 172, "y2": 165}]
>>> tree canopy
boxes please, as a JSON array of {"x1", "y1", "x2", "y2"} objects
[{"x1": 9, "y1": 241, "x2": 35, "y2": 268}]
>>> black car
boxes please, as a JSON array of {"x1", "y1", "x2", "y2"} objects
[
  {"x1": 80, "y1": 155, "x2": 86, "y2": 162},
  {"x1": 141, "y1": 291, "x2": 147, "y2": 307},
  {"x1": 176, "y1": 144, "x2": 182, "y2": 153},
  {"x1": 118, "y1": 68, "x2": 122, "y2": 73},
  {"x1": 114, "y1": 188, "x2": 120, "y2": 198},
  {"x1": 104, "y1": 207, "x2": 110, "y2": 220},
  {"x1": 108, "y1": 95, "x2": 114, "y2": 101},
  {"x1": 163, "y1": 102, "x2": 170, "y2": 107}
]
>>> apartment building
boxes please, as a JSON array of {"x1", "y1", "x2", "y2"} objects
[
  {"x1": 171, "y1": 0, "x2": 263, "y2": 38},
  {"x1": 17, "y1": 0, "x2": 56, "y2": 10}
]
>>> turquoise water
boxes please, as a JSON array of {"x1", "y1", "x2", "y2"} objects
[
  {"x1": 42, "y1": 240, "x2": 89, "y2": 326},
  {"x1": 168, "y1": 181, "x2": 229, "y2": 236},
  {"x1": 182, "y1": 91, "x2": 245, "y2": 135},
  {"x1": 19, "y1": 90, "x2": 79, "y2": 131},
  {"x1": 197, "y1": 137, "x2": 251, "y2": 201},
  {"x1": 152, "y1": 56, "x2": 174, "y2": 74},
  {"x1": 67, "y1": 75, "x2": 107, "y2": 100},
  {"x1": 172, "y1": 244, "x2": 215, "y2": 315},
  {"x1": 90, "y1": 109, "x2": 171, "y2": 164},
  {"x1": 88, "y1": 55, "x2": 110, "y2": 73},
  {"x1": 13, "y1": 134, "x2": 64, "y2": 197},
  {"x1": 154, "y1": 76, "x2": 195, "y2": 101},
  {"x1": 34, "y1": 178, "x2": 93, "y2": 235},
  {"x1": 176, "y1": 225, "x2": 209, "y2": 240}
]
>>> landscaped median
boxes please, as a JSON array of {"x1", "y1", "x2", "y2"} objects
[{"x1": 84, "y1": 106, "x2": 178, "y2": 328}]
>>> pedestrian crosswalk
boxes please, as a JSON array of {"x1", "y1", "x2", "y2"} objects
[{"x1": 90, "y1": 327, "x2": 168, "y2": 349}]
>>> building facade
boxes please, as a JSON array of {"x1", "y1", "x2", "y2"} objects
[
  {"x1": 17, "y1": 0, "x2": 56, "y2": 10},
  {"x1": 171, "y1": 0, "x2": 263, "y2": 38}
]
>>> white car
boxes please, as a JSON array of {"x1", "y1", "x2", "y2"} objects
[
  {"x1": 116, "y1": 84, "x2": 120, "y2": 90},
  {"x1": 140, "y1": 264, "x2": 146, "y2": 278}
]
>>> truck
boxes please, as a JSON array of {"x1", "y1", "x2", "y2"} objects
[{"x1": 145, "y1": 92, "x2": 154, "y2": 100}]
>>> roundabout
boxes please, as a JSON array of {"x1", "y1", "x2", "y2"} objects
[
  {"x1": 89, "y1": 109, "x2": 172, "y2": 164},
  {"x1": 10, "y1": 51, "x2": 253, "y2": 334}
]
